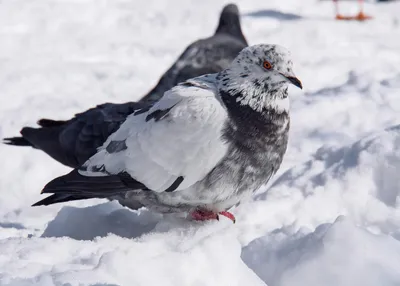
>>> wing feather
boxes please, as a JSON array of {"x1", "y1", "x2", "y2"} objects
[{"x1": 81, "y1": 75, "x2": 229, "y2": 193}]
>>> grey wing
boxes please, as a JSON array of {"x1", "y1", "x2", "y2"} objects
[{"x1": 82, "y1": 78, "x2": 229, "y2": 193}]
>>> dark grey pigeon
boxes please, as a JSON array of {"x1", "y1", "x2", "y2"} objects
[
  {"x1": 4, "y1": 102, "x2": 150, "y2": 168},
  {"x1": 140, "y1": 3, "x2": 248, "y2": 103},
  {"x1": 3, "y1": 3, "x2": 247, "y2": 168},
  {"x1": 33, "y1": 44, "x2": 302, "y2": 223}
]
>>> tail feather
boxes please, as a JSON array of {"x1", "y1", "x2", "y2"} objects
[
  {"x1": 37, "y1": 118, "x2": 67, "y2": 128},
  {"x1": 18, "y1": 126, "x2": 74, "y2": 166},
  {"x1": 35, "y1": 169, "x2": 146, "y2": 206},
  {"x1": 3, "y1": 119, "x2": 66, "y2": 148},
  {"x1": 32, "y1": 194, "x2": 95, "y2": 206},
  {"x1": 3, "y1": 136, "x2": 33, "y2": 147},
  {"x1": 42, "y1": 169, "x2": 134, "y2": 196},
  {"x1": 4, "y1": 126, "x2": 61, "y2": 151}
]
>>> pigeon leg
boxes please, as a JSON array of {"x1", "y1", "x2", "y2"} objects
[
  {"x1": 191, "y1": 209, "x2": 219, "y2": 221},
  {"x1": 190, "y1": 209, "x2": 236, "y2": 223},
  {"x1": 333, "y1": 0, "x2": 343, "y2": 19},
  {"x1": 355, "y1": 0, "x2": 372, "y2": 21},
  {"x1": 355, "y1": 0, "x2": 371, "y2": 21}
]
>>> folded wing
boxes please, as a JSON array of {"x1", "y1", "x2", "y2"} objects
[{"x1": 80, "y1": 75, "x2": 229, "y2": 193}]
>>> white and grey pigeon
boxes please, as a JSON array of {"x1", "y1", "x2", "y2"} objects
[
  {"x1": 3, "y1": 3, "x2": 247, "y2": 168},
  {"x1": 140, "y1": 3, "x2": 248, "y2": 103},
  {"x1": 33, "y1": 44, "x2": 302, "y2": 222}
]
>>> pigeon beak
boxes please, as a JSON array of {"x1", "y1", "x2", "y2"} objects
[{"x1": 285, "y1": 76, "x2": 303, "y2": 89}]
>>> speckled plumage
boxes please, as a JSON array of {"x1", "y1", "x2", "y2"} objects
[{"x1": 35, "y1": 44, "x2": 301, "y2": 218}]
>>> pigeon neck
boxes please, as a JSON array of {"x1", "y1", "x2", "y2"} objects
[
  {"x1": 217, "y1": 71, "x2": 290, "y2": 114},
  {"x1": 219, "y1": 88, "x2": 289, "y2": 144},
  {"x1": 215, "y1": 13, "x2": 247, "y2": 45}
]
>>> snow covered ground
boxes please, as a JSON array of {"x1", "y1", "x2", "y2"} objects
[{"x1": 1, "y1": 0, "x2": 400, "y2": 285}]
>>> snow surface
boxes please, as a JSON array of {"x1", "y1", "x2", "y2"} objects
[{"x1": 1, "y1": 0, "x2": 400, "y2": 285}]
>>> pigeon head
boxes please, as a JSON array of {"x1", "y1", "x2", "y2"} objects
[
  {"x1": 218, "y1": 44, "x2": 302, "y2": 112},
  {"x1": 215, "y1": 4, "x2": 247, "y2": 45}
]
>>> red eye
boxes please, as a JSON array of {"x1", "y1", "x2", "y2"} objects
[{"x1": 263, "y1": 61, "x2": 272, "y2": 70}]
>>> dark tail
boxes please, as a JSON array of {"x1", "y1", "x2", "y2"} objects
[
  {"x1": 3, "y1": 119, "x2": 66, "y2": 148},
  {"x1": 37, "y1": 118, "x2": 67, "y2": 128},
  {"x1": 3, "y1": 123, "x2": 64, "y2": 149},
  {"x1": 3, "y1": 136, "x2": 33, "y2": 147},
  {"x1": 34, "y1": 169, "x2": 146, "y2": 206},
  {"x1": 215, "y1": 4, "x2": 248, "y2": 45},
  {"x1": 32, "y1": 194, "x2": 95, "y2": 206}
]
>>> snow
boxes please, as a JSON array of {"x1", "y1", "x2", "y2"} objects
[
  {"x1": 242, "y1": 216, "x2": 400, "y2": 286},
  {"x1": 1, "y1": 0, "x2": 400, "y2": 285}
]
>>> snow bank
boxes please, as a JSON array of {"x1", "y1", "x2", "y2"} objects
[
  {"x1": 243, "y1": 216, "x2": 400, "y2": 286},
  {"x1": 238, "y1": 125, "x2": 400, "y2": 285},
  {"x1": 1, "y1": 216, "x2": 264, "y2": 286}
]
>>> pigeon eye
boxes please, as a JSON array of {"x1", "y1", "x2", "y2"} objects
[{"x1": 263, "y1": 61, "x2": 272, "y2": 70}]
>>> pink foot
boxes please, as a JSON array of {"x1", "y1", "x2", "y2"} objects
[
  {"x1": 191, "y1": 209, "x2": 219, "y2": 221},
  {"x1": 219, "y1": 211, "x2": 236, "y2": 223},
  {"x1": 190, "y1": 209, "x2": 236, "y2": 223}
]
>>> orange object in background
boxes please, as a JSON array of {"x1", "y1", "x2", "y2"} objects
[{"x1": 333, "y1": 0, "x2": 373, "y2": 21}]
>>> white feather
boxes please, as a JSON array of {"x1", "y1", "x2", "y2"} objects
[{"x1": 80, "y1": 75, "x2": 229, "y2": 193}]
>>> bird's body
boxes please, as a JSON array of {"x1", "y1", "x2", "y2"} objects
[
  {"x1": 3, "y1": 3, "x2": 248, "y2": 168},
  {"x1": 34, "y1": 44, "x2": 302, "y2": 221}
]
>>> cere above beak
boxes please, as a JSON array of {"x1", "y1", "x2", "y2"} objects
[{"x1": 285, "y1": 76, "x2": 303, "y2": 89}]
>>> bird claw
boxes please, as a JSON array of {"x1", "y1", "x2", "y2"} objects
[
  {"x1": 190, "y1": 209, "x2": 236, "y2": 223},
  {"x1": 335, "y1": 12, "x2": 372, "y2": 21},
  {"x1": 355, "y1": 12, "x2": 372, "y2": 21},
  {"x1": 218, "y1": 211, "x2": 236, "y2": 223}
]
